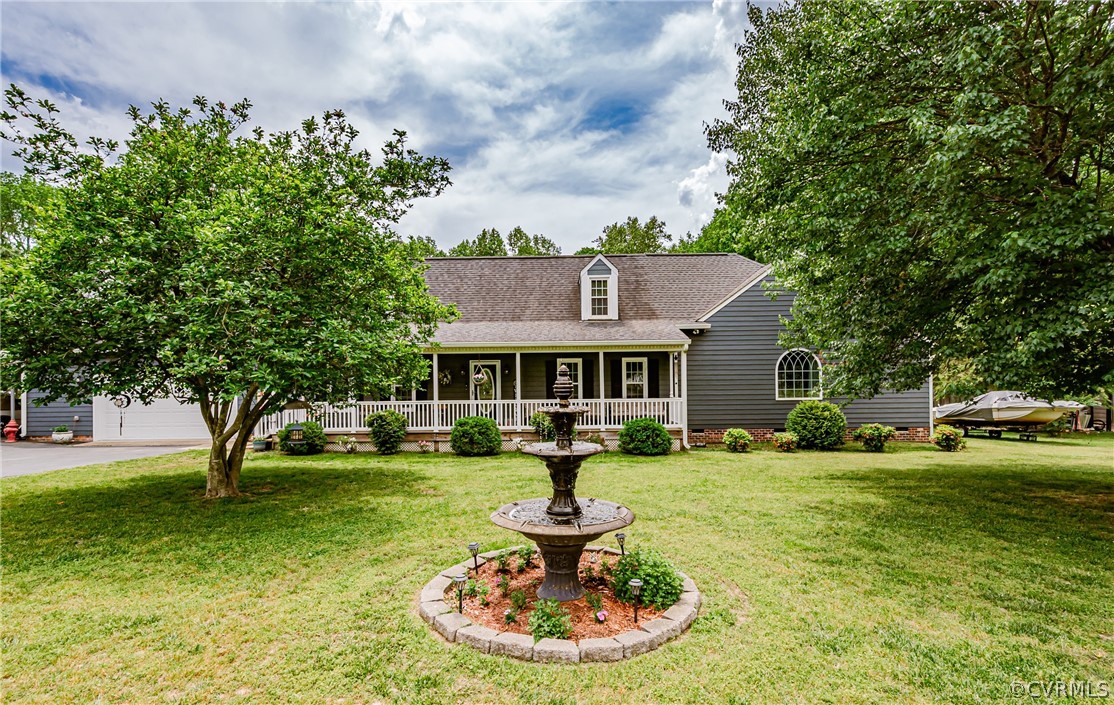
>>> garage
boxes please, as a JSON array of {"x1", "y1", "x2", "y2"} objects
[{"x1": 92, "y1": 395, "x2": 212, "y2": 442}]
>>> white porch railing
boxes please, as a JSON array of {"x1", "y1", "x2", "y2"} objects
[{"x1": 254, "y1": 398, "x2": 684, "y2": 437}]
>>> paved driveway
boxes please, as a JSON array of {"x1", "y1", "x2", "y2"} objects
[{"x1": 0, "y1": 442, "x2": 205, "y2": 478}]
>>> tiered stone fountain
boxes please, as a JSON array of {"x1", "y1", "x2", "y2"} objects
[
  {"x1": 490, "y1": 365, "x2": 634, "y2": 601},
  {"x1": 418, "y1": 365, "x2": 701, "y2": 662}
]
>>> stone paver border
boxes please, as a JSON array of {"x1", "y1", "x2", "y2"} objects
[{"x1": 418, "y1": 546, "x2": 701, "y2": 662}]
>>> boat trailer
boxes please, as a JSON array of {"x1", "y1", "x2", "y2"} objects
[{"x1": 960, "y1": 426, "x2": 1039, "y2": 441}]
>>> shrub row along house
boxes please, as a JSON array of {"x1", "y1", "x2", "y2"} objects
[
  {"x1": 256, "y1": 253, "x2": 932, "y2": 449},
  {"x1": 20, "y1": 253, "x2": 931, "y2": 447}
]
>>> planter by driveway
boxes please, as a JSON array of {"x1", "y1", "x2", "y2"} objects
[{"x1": 0, "y1": 442, "x2": 204, "y2": 478}]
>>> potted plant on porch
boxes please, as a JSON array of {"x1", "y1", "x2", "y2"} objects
[
  {"x1": 251, "y1": 435, "x2": 271, "y2": 452},
  {"x1": 51, "y1": 425, "x2": 73, "y2": 443}
]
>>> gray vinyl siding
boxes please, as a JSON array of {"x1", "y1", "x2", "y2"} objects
[
  {"x1": 26, "y1": 391, "x2": 93, "y2": 436},
  {"x1": 687, "y1": 278, "x2": 931, "y2": 429},
  {"x1": 421, "y1": 352, "x2": 671, "y2": 401},
  {"x1": 427, "y1": 354, "x2": 517, "y2": 400},
  {"x1": 521, "y1": 353, "x2": 603, "y2": 399}
]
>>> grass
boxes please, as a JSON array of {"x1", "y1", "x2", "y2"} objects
[{"x1": 2, "y1": 435, "x2": 1112, "y2": 704}]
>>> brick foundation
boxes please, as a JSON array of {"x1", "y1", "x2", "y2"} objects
[{"x1": 689, "y1": 427, "x2": 931, "y2": 446}]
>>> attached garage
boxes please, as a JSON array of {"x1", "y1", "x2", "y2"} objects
[{"x1": 92, "y1": 396, "x2": 211, "y2": 442}]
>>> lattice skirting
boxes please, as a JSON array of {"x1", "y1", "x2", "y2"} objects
[{"x1": 317, "y1": 434, "x2": 682, "y2": 454}]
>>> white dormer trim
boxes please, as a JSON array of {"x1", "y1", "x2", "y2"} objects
[{"x1": 580, "y1": 254, "x2": 619, "y2": 320}]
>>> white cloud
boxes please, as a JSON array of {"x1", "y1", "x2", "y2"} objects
[{"x1": 1, "y1": 1, "x2": 751, "y2": 251}]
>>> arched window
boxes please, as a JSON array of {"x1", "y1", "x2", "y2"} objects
[{"x1": 776, "y1": 349, "x2": 822, "y2": 400}]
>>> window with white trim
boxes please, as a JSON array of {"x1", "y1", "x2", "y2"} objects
[
  {"x1": 623, "y1": 357, "x2": 647, "y2": 399},
  {"x1": 590, "y1": 279, "x2": 609, "y2": 316},
  {"x1": 557, "y1": 358, "x2": 583, "y2": 399},
  {"x1": 776, "y1": 349, "x2": 822, "y2": 400}
]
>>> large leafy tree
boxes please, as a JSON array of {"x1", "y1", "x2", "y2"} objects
[
  {"x1": 709, "y1": 1, "x2": 1113, "y2": 398},
  {"x1": 671, "y1": 207, "x2": 756, "y2": 258},
  {"x1": 506, "y1": 226, "x2": 561, "y2": 256},
  {"x1": 1, "y1": 86, "x2": 454, "y2": 496},
  {"x1": 447, "y1": 227, "x2": 508, "y2": 257},
  {"x1": 0, "y1": 171, "x2": 59, "y2": 257},
  {"x1": 575, "y1": 215, "x2": 672, "y2": 255},
  {"x1": 446, "y1": 226, "x2": 560, "y2": 256}
]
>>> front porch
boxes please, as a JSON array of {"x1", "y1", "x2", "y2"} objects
[
  {"x1": 254, "y1": 397, "x2": 685, "y2": 438},
  {"x1": 254, "y1": 345, "x2": 691, "y2": 443}
]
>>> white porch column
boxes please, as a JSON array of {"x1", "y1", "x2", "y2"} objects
[
  {"x1": 598, "y1": 350, "x2": 606, "y2": 432},
  {"x1": 432, "y1": 353, "x2": 440, "y2": 438},
  {"x1": 515, "y1": 352, "x2": 522, "y2": 431},
  {"x1": 680, "y1": 346, "x2": 689, "y2": 449},
  {"x1": 669, "y1": 352, "x2": 676, "y2": 398}
]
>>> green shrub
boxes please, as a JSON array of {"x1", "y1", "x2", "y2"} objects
[
  {"x1": 450, "y1": 416, "x2": 502, "y2": 456},
  {"x1": 932, "y1": 424, "x2": 966, "y2": 451},
  {"x1": 529, "y1": 411, "x2": 555, "y2": 442},
  {"x1": 52, "y1": 425, "x2": 69, "y2": 433},
  {"x1": 609, "y1": 547, "x2": 683, "y2": 610},
  {"x1": 366, "y1": 409, "x2": 407, "y2": 455},
  {"x1": 277, "y1": 420, "x2": 327, "y2": 455},
  {"x1": 772, "y1": 431, "x2": 798, "y2": 452},
  {"x1": 723, "y1": 428, "x2": 753, "y2": 452},
  {"x1": 618, "y1": 417, "x2": 672, "y2": 456},
  {"x1": 527, "y1": 599, "x2": 573, "y2": 641},
  {"x1": 852, "y1": 423, "x2": 897, "y2": 452},
  {"x1": 785, "y1": 400, "x2": 847, "y2": 449}
]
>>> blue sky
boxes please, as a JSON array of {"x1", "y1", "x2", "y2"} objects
[{"x1": 1, "y1": 1, "x2": 757, "y2": 253}]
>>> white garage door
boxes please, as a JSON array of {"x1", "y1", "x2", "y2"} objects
[{"x1": 93, "y1": 396, "x2": 212, "y2": 442}]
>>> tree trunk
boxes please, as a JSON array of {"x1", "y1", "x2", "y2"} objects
[
  {"x1": 205, "y1": 439, "x2": 241, "y2": 498},
  {"x1": 204, "y1": 426, "x2": 255, "y2": 497},
  {"x1": 200, "y1": 385, "x2": 277, "y2": 499}
]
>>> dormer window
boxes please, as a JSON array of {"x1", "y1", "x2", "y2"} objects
[
  {"x1": 590, "y1": 279, "x2": 609, "y2": 315},
  {"x1": 581, "y1": 255, "x2": 618, "y2": 320}
]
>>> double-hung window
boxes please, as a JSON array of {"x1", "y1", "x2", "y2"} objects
[
  {"x1": 623, "y1": 357, "x2": 647, "y2": 399},
  {"x1": 556, "y1": 358, "x2": 583, "y2": 399},
  {"x1": 590, "y1": 279, "x2": 609, "y2": 316}
]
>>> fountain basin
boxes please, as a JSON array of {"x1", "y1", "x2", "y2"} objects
[
  {"x1": 491, "y1": 498, "x2": 634, "y2": 601},
  {"x1": 520, "y1": 440, "x2": 607, "y2": 459}
]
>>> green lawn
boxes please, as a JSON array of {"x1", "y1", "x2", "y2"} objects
[{"x1": 3, "y1": 436, "x2": 1112, "y2": 704}]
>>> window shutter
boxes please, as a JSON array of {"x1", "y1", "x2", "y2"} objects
[
  {"x1": 648, "y1": 358, "x2": 660, "y2": 398},
  {"x1": 610, "y1": 359, "x2": 622, "y2": 399},
  {"x1": 545, "y1": 359, "x2": 557, "y2": 399}
]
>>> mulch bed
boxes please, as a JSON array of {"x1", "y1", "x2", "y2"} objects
[{"x1": 446, "y1": 549, "x2": 661, "y2": 641}]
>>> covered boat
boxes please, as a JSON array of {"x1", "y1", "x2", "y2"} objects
[{"x1": 934, "y1": 391, "x2": 1082, "y2": 428}]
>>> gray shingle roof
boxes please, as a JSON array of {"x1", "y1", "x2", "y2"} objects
[{"x1": 423, "y1": 253, "x2": 767, "y2": 346}]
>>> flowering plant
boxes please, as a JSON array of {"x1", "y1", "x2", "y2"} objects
[
  {"x1": 417, "y1": 440, "x2": 432, "y2": 453},
  {"x1": 594, "y1": 609, "x2": 608, "y2": 623}
]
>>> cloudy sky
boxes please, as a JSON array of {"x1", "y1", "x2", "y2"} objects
[{"x1": 1, "y1": 1, "x2": 758, "y2": 253}]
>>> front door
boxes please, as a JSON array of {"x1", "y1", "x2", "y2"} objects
[{"x1": 469, "y1": 360, "x2": 501, "y2": 401}]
